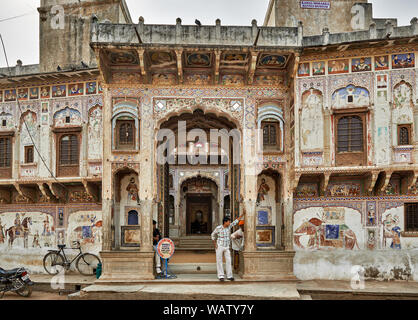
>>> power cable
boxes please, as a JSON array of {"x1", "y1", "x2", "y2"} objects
[{"x1": 0, "y1": 33, "x2": 68, "y2": 192}]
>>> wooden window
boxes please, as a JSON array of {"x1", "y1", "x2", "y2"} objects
[
  {"x1": 337, "y1": 116, "x2": 363, "y2": 153},
  {"x1": 24, "y1": 145, "x2": 34, "y2": 163},
  {"x1": 262, "y1": 121, "x2": 280, "y2": 149},
  {"x1": 398, "y1": 125, "x2": 411, "y2": 146},
  {"x1": 0, "y1": 137, "x2": 12, "y2": 168},
  {"x1": 405, "y1": 203, "x2": 418, "y2": 232},
  {"x1": 0, "y1": 136, "x2": 12, "y2": 179},
  {"x1": 57, "y1": 133, "x2": 80, "y2": 177},
  {"x1": 115, "y1": 119, "x2": 136, "y2": 150}
]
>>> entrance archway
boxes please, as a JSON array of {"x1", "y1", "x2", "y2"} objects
[{"x1": 156, "y1": 109, "x2": 241, "y2": 243}]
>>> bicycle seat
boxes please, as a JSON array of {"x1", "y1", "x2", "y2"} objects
[{"x1": 58, "y1": 244, "x2": 66, "y2": 249}]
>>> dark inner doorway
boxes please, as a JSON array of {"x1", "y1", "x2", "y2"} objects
[{"x1": 186, "y1": 194, "x2": 212, "y2": 235}]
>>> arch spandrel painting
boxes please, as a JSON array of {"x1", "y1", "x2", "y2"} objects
[
  {"x1": 331, "y1": 85, "x2": 370, "y2": 109},
  {"x1": 301, "y1": 89, "x2": 324, "y2": 151},
  {"x1": 53, "y1": 107, "x2": 82, "y2": 127}
]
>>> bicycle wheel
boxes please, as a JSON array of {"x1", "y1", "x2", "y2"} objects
[
  {"x1": 43, "y1": 252, "x2": 65, "y2": 275},
  {"x1": 76, "y1": 253, "x2": 101, "y2": 276}
]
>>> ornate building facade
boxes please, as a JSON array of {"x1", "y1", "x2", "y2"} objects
[{"x1": 0, "y1": 0, "x2": 418, "y2": 282}]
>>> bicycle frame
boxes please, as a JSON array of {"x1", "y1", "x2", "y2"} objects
[{"x1": 56, "y1": 246, "x2": 83, "y2": 269}]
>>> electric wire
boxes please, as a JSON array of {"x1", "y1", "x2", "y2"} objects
[{"x1": 0, "y1": 33, "x2": 68, "y2": 191}]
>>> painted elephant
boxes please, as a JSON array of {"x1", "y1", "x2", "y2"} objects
[{"x1": 294, "y1": 217, "x2": 359, "y2": 250}]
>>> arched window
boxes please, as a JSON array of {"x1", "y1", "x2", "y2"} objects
[
  {"x1": 398, "y1": 125, "x2": 411, "y2": 146},
  {"x1": 60, "y1": 135, "x2": 79, "y2": 165},
  {"x1": 116, "y1": 119, "x2": 136, "y2": 150},
  {"x1": 262, "y1": 122, "x2": 280, "y2": 147},
  {"x1": 337, "y1": 116, "x2": 363, "y2": 152},
  {"x1": 127, "y1": 210, "x2": 139, "y2": 225}
]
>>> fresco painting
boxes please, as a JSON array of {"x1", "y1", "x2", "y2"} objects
[{"x1": 293, "y1": 207, "x2": 361, "y2": 250}]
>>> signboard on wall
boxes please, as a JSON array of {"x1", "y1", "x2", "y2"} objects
[{"x1": 300, "y1": 1, "x2": 331, "y2": 9}]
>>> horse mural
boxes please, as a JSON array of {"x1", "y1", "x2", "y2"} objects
[
  {"x1": 5, "y1": 217, "x2": 32, "y2": 248},
  {"x1": 294, "y1": 216, "x2": 359, "y2": 250}
]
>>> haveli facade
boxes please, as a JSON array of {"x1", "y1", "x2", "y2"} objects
[{"x1": 0, "y1": 0, "x2": 418, "y2": 282}]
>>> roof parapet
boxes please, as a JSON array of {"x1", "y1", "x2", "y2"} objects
[{"x1": 91, "y1": 19, "x2": 300, "y2": 48}]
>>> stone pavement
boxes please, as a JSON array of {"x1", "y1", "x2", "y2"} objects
[{"x1": 27, "y1": 273, "x2": 418, "y2": 300}]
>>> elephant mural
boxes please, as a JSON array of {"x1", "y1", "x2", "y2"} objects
[{"x1": 294, "y1": 217, "x2": 359, "y2": 250}]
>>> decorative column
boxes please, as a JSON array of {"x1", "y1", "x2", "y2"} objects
[
  {"x1": 101, "y1": 85, "x2": 113, "y2": 252},
  {"x1": 323, "y1": 108, "x2": 332, "y2": 166}
]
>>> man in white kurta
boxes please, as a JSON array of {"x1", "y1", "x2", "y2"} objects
[{"x1": 211, "y1": 213, "x2": 244, "y2": 281}]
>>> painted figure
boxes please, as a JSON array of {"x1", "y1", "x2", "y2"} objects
[
  {"x1": 367, "y1": 210, "x2": 376, "y2": 226},
  {"x1": 32, "y1": 231, "x2": 41, "y2": 248},
  {"x1": 0, "y1": 219, "x2": 4, "y2": 244},
  {"x1": 383, "y1": 214, "x2": 402, "y2": 249},
  {"x1": 256, "y1": 178, "x2": 270, "y2": 206},
  {"x1": 126, "y1": 177, "x2": 139, "y2": 203}
]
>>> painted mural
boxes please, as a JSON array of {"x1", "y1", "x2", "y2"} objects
[
  {"x1": 256, "y1": 175, "x2": 277, "y2": 247},
  {"x1": 301, "y1": 89, "x2": 323, "y2": 150},
  {"x1": 0, "y1": 212, "x2": 56, "y2": 250},
  {"x1": 88, "y1": 106, "x2": 102, "y2": 160},
  {"x1": 312, "y1": 61, "x2": 325, "y2": 76},
  {"x1": 351, "y1": 57, "x2": 371, "y2": 72},
  {"x1": 393, "y1": 81, "x2": 413, "y2": 124},
  {"x1": 66, "y1": 210, "x2": 102, "y2": 254},
  {"x1": 331, "y1": 85, "x2": 370, "y2": 109},
  {"x1": 53, "y1": 107, "x2": 82, "y2": 127},
  {"x1": 392, "y1": 53, "x2": 415, "y2": 69},
  {"x1": 328, "y1": 59, "x2": 349, "y2": 74},
  {"x1": 293, "y1": 207, "x2": 361, "y2": 250},
  {"x1": 375, "y1": 56, "x2": 389, "y2": 70}
]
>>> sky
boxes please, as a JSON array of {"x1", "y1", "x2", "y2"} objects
[{"x1": 0, "y1": 0, "x2": 417, "y2": 68}]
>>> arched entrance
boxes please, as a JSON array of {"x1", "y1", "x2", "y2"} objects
[
  {"x1": 180, "y1": 176, "x2": 219, "y2": 236},
  {"x1": 156, "y1": 109, "x2": 241, "y2": 245}
]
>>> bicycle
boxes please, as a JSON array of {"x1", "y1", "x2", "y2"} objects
[{"x1": 43, "y1": 241, "x2": 101, "y2": 276}]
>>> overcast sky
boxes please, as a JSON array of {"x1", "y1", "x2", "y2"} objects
[{"x1": 0, "y1": 0, "x2": 417, "y2": 67}]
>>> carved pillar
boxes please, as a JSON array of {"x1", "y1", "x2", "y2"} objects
[
  {"x1": 323, "y1": 108, "x2": 332, "y2": 166},
  {"x1": 413, "y1": 106, "x2": 418, "y2": 163},
  {"x1": 81, "y1": 122, "x2": 88, "y2": 177},
  {"x1": 282, "y1": 165, "x2": 293, "y2": 250},
  {"x1": 13, "y1": 131, "x2": 20, "y2": 179},
  {"x1": 101, "y1": 86, "x2": 113, "y2": 251}
]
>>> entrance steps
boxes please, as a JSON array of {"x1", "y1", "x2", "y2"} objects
[
  {"x1": 68, "y1": 275, "x2": 301, "y2": 300},
  {"x1": 176, "y1": 236, "x2": 215, "y2": 251}
]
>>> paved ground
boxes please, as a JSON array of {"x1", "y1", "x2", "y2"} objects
[
  {"x1": 4, "y1": 274, "x2": 418, "y2": 300},
  {"x1": 1, "y1": 291, "x2": 68, "y2": 300}
]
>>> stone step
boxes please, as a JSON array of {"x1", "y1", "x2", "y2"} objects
[
  {"x1": 168, "y1": 263, "x2": 217, "y2": 274},
  {"x1": 69, "y1": 280, "x2": 301, "y2": 300}
]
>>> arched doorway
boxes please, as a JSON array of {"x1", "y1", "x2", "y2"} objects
[
  {"x1": 180, "y1": 176, "x2": 219, "y2": 236},
  {"x1": 156, "y1": 109, "x2": 241, "y2": 242}
]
